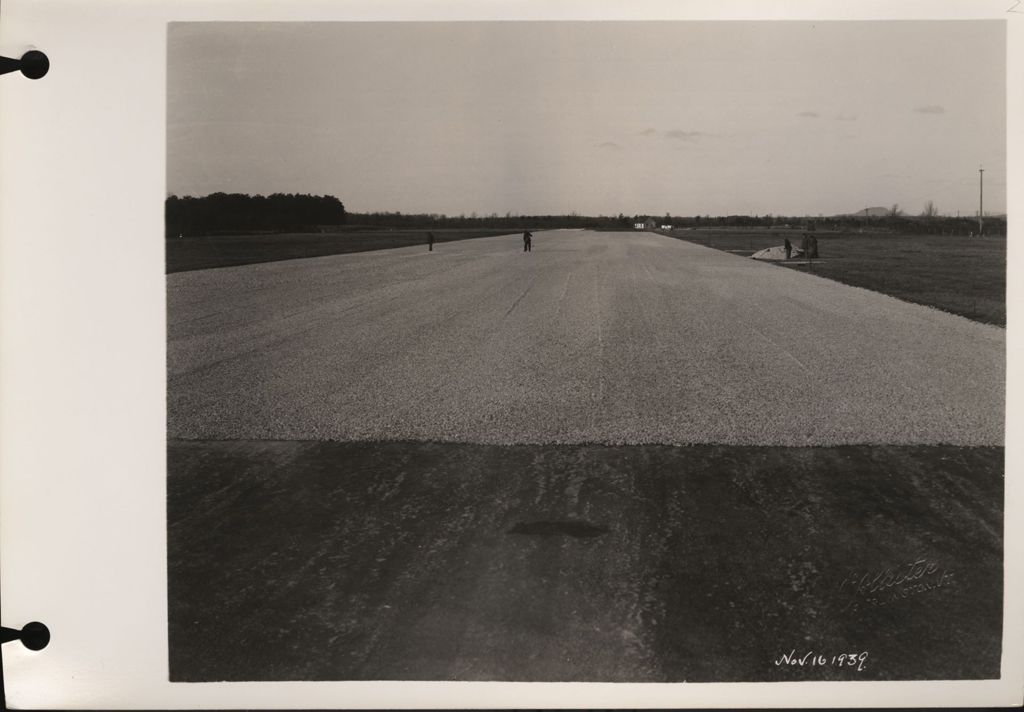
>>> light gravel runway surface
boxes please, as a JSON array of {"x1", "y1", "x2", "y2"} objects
[{"x1": 167, "y1": 230, "x2": 1004, "y2": 445}]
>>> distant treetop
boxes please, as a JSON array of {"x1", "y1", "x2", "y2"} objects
[{"x1": 166, "y1": 192, "x2": 346, "y2": 236}]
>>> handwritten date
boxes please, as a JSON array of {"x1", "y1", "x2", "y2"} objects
[{"x1": 775, "y1": 649, "x2": 869, "y2": 671}]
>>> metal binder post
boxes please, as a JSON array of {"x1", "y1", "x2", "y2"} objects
[
  {"x1": 0, "y1": 50, "x2": 49, "y2": 79},
  {"x1": 1, "y1": 622, "x2": 50, "y2": 650}
]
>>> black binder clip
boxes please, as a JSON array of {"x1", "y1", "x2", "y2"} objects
[
  {"x1": 0, "y1": 50, "x2": 49, "y2": 79},
  {"x1": 1, "y1": 622, "x2": 50, "y2": 650}
]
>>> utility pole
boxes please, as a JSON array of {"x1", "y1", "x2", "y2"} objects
[{"x1": 978, "y1": 166, "x2": 984, "y2": 237}]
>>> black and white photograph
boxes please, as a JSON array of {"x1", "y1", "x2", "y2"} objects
[
  {"x1": 6, "y1": 0, "x2": 1024, "y2": 706},
  {"x1": 162, "y1": 20, "x2": 1009, "y2": 684}
]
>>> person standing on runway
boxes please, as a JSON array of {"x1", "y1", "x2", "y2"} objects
[
  {"x1": 523, "y1": 230, "x2": 533, "y2": 252},
  {"x1": 427, "y1": 231, "x2": 435, "y2": 251}
]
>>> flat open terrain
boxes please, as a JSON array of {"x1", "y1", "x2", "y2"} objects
[
  {"x1": 673, "y1": 230, "x2": 1006, "y2": 326},
  {"x1": 168, "y1": 230, "x2": 1003, "y2": 446},
  {"x1": 167, "y1": 230, "x2": 1005, "y2": 682},
  {"x1": 165, "y1": 228, "x2": 512, "y2": 273},
  {"x1": 168, "y1": 440, "x2": 1002, "y2": 682}
]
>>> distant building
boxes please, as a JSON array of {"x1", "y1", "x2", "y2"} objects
[
  {"x1": 634, "y1": 222, "x2": 646, "y2": 230},
  {"x1": 634, "y1": 217, "x2": 659, "y2": 230},
  {"x1": 660, "y1": 224, "x2": 673, "y2": 230}
]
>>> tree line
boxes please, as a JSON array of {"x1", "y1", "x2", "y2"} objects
[
  {"x1": 165, "y1": 194, "x2": 1005, "y2": 237},
  {"x1": 668, "y1": 213, "x2": 1004, "y2": 236},
  {"x1": 349, "y1": 211, "x2": 626, "y2": 230},
  {"x1": 166, "y1": 193, "x2": 346, "y2": 237},
  {"x1": 352, "y1": 210, "x2": 1006, "y2": 236}
]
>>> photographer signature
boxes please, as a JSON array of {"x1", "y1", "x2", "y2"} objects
[{"x1": 838, "y1": 558, "x2": 954, "y2": 611}]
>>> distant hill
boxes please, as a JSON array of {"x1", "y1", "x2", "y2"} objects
[{"x1": 848, "y1": 207, "x2": 891, "y2": 217}]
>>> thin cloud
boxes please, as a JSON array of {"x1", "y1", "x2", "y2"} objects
[
  {"x1": 596, "y1": 141, "x2": 622, "y2": 151},
  {"x1": 914, "y1": 105, "x2": 946, "y2": 114},
  {"x1": 664, "y1": 129, "x2": 706, "y2": 140},
  {"x1": 797, "y1": 111, "x2": 819, "y2": 118},
  {"x1": 835, "y1": 113, "x2": 858, "y2": 121},
  {"x1": 638, "y1": 128, "x2": 658, "y2": 137}
]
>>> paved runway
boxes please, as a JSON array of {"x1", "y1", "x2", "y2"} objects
[
  {"x1": 167, "y1": 230, "x2": 1004, "y2": 445},
  {"x1": 168, "y1": 440, "x2": 1003, "y2": 681}
]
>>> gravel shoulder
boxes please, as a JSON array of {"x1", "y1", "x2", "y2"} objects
[{"x1": 167, "y1": 230, "x2": 1004, "y2": 446}]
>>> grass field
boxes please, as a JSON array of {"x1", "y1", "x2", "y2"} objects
[
  {"x1": 168, "y1": 439, "x2": 1002, "y2": 682},
  {"x1": 165, "y1": 229, "x2": 513, "y2": 273},
  {"x1": 671, "y1": 230, "x2": 1006, "y2": 326}
]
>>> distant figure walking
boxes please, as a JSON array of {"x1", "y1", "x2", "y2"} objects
[
  {"x1": 427, "y1": 231, "x2": 435, "y2": 251},
  {"x1": 523, "y1": 230, "x2": 533, "y2": 252},
  {"x1": 805, "y1": 233, "x2": 819, "y2": 258},
  {"x1": 784, "y1": 237, "x2": 792, "y2": 260}
]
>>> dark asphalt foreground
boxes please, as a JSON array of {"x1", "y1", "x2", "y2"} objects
[{"x1": 168, "y1": 440, "x2": 1002, "y2": 682}]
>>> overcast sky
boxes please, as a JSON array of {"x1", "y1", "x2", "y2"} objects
[{"x1": 168, "y1": 21, "x2": 1006, "y2": 217}]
